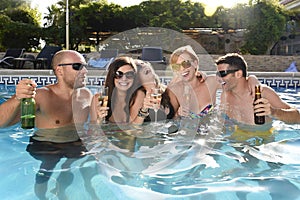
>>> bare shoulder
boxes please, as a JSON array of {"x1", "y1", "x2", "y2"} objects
[
  {"x1": 261, "y1": 84, "x2": 290, "y2": 108},
  {"x1": 261, "y1": 84, "x2": 276, "y2": 95},
  {"x1": 78, "y1": 87, "x2": 92, "y2": 98},
  {"x1": 135, "y1": 89, "x2": 146, "y2": 100},
  {"x1": 205, "y1": 74, "x2": 219, "y2": 89},
  {"x1": 168, "y1": 80, "x2": 183, "y2": 92},
  {"x1": 261, "y1": 84, "x2": 282, "y2": 100},
  {"x1": 36, "y1": 85, "x2": 53, "y2": 97},
  {"x1": 206, "y1": 75, "x2": 217, "y2": 84}
]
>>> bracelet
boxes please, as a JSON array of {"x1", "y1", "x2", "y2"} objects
[
  {"x1": 138, "y1": 108, "x2": 149, "y2": 118},
  {"x1": 140, "y1": 107, "x2": 149, "y2": 113}
]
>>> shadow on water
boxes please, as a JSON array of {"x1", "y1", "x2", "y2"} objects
[
  {"x1": 78, "y1": 110, "x2": 300, "y2": 199},
  {"x1": 1, "y1": 109, "x2": 299, "y2": 199},
  {"x1": 24, "y1": 125, "x2": 100, "y2": 200}
]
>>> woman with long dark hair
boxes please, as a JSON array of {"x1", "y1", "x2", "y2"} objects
[{"x1": 90, "y1": 56, "x2": 141, "y2": 124}]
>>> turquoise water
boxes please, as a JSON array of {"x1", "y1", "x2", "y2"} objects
[{"x1": 0, "y1": 87, "x2": 299, "y2": 200}]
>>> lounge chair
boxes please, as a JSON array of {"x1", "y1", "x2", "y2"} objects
[
  {"x1": 88, "y1": 49, "x2": 119, "y2": 69},
  {"x1": 138, "y1": 47, "x2": 166, "y2": 64},
  {"x1": 14, "y1": 45, "x2": 62, "y2": 69},
  {"x1": 285, "y1": 61, "x2": 298, "y2": 72},
  {"x1": 0, "y1": 48, "x2": 25, "y2": 68},
  {"x1": 138, "y1": 47, "x2": 167, "y2": 70}
]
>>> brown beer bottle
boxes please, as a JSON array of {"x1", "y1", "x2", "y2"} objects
[{"x1": 254, "y1": 85, "x2": 265, "y2": 125}]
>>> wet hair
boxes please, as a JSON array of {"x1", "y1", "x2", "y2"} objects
[
  {"x1": 105, "y1": 56, "x2": 138, "y2": 122},
  {"x1": 215, "y1": 53, "x2": 248, "y2": 77}
]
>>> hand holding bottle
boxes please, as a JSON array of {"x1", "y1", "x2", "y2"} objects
[
  {"x1": 15, "y1": 79, "x2": 37, "y2": 100},
  {"x1": 253, "y1": 85, "x2": 265, "y2": 124},
  {"x1": 18, "y1": 78, "x2": 37, "y2": 129}
]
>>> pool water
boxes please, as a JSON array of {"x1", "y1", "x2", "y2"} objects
[{"x1": 0, "y1": 87, "x2": 299, "y2": 200}]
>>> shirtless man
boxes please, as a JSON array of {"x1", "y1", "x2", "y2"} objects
[
  {"x1": 0, "y1": 50, "x2": 92, "y2": 129},
  {"x1": 166, "y1": 45, "x2": 260, "y2": 119},
  {"x1": 0, "y1": 50, "x2": 93, "y2": 199},
  {"x1": 216, "y1": 53, "x2": 300, "y2": 125}
]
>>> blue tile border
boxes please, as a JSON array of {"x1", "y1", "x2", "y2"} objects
[{"x1": 0, "y1": 75, "x2": 299, "y2": 89}]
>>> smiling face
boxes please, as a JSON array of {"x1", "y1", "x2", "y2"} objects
[
  {"x1": 137, "y1": 61, "x2": 156, "y2": 86},
  {"x1": 215, "y1": 53, "x2": 247, "y2": 92},
  {"x1": 216, "y1": 63, "x2": 239, "y2": 91},
  {"x1": 114, "y1": 64, "x2": 135, "y2": 92},
  {"x1": 173, "y1": 52, "x2": 197, "y2": 82},
  {"x1": 54, "y1": 50, "x2": 88, "y2": 89}
]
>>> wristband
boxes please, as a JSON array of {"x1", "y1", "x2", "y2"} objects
[
  {"x1": 140, "y1": 107, "x2": 149, "y2": 113},
  {"x1": 138, "y1": 108, "x2": 149, "y2": 118}
]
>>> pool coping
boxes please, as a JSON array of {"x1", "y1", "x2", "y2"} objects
[
  {"x1": 0, "y1": 70, "x2": 299, "y2": 88},
  {"x1": 0, "y1": 69, "x2": 299, "y2": 76}
]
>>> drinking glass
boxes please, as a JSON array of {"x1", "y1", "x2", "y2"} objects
[
  {"x1": 151, "y1": 87, "x2": 162, "y2": 124},
  {"x1": 98, "y1": 86, "x2": 109, "y2": 124}
]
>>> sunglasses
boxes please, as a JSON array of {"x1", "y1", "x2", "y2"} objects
[
  {"x1": 216, "y1": 69, "x2": 239, "y2": 77},
  {"x1": 171, "y1": 60, "x2": 192, "y2": 71},
  {"x1": 58, "y1": 63, "x2": 87, "y2": 71},
  {"x1": 115, "y1": 71, "x2": 135, "y2": 79}
]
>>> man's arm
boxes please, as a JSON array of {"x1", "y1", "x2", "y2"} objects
[
  {"x1": 247, "y1": 75, "x2": 261, "y2": 97},
  {"x1": 0, "y1": 95, "x2": 22, "y2": 127},
  {"x1": 0, "y1": 79, "x2": 36, "y2": 128},
  {"x1": 270, "y1": 106, "x2": 300, "y2": 124},
  {"x1": 254, "y1": 86, "x2": 300, "y2": 124}
]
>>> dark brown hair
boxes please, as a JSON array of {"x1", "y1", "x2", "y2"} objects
[
  {"x1": 105, "y1": 56, "x2": 138, "y2": 122},
  {"x1": 215, "y1": 53, "x2": 248, "y2": 77}
]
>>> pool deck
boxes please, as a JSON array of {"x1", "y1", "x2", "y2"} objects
[{"x1": 0, "y1": 69, "x2": 299, "y2": 88}]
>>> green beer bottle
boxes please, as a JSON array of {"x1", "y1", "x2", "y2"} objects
[{"x1": 21, "y1": 97, "x2": 36, "y2": 129}]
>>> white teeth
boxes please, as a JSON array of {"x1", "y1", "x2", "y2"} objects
[
  {"x1": 119, "y1": 82, "x2": 128, "y2": 86},
  {"x1": 182, "y1": 71, "x2": 189, "y2": 76},
  {"x1": 221, "y1": 81, "x2": 226, "y2": 85}
]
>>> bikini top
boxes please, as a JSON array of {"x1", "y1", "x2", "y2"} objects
[{"x1": 189, "y1": 104, "x2": 214, "y2": 119}]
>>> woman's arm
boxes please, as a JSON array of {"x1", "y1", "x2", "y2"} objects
[{"x1": 130, "y1": 90, "x2": 151, "y2": 125}]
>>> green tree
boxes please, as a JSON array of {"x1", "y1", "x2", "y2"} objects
[
  {"x1": 0, "y1": 0, "x2": 27, "y2": 11},
  {"x1": 38, "y1": 0, "x2": 291, "y2": 55},
  {"x1": 0, "y1": 4, "x2": 41, "y2": 51},
  {"x1": 241, "y1": 0, "x2": 287, "y2": 54}
]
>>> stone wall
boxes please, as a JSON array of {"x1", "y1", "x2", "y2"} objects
[
  {"x1": 205, "y1": 54, "x2": 300, "y2": 72},
  {"x1": 82, "y1": 52, "x2": 300, "y2": 72},
  {"x1": 1, "y1": 52, "x2": 299, "y2": 72}
]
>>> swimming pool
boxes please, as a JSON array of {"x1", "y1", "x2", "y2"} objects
[{"x1": 0, "y1": 76, "x2": 299, "y2": 200}]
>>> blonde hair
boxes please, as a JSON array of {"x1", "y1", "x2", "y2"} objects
[{"x1": 169, "y1": 45, "x2": 199, "y2": 64}]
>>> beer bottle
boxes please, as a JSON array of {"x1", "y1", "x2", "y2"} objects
[
  {"x1": 254, "y1": 85, "x2": 265, "y2": 125},
  {"x1": 21, "y1": 97, "x2": 36, "y2": 129}
]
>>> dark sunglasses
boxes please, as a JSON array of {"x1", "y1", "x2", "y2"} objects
[
  {"x1": 216, "y1": 69, "x2": 239, "y2": 77},
  {"x1": 58, "y1": 63, "x2": 87, "y2": 71},
  {"x1": 171, "y1": 60, "x2": 192, "y2": 71},
  {"x1": 115, "y1": 71, "x2": 135, "y2": 79}
]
